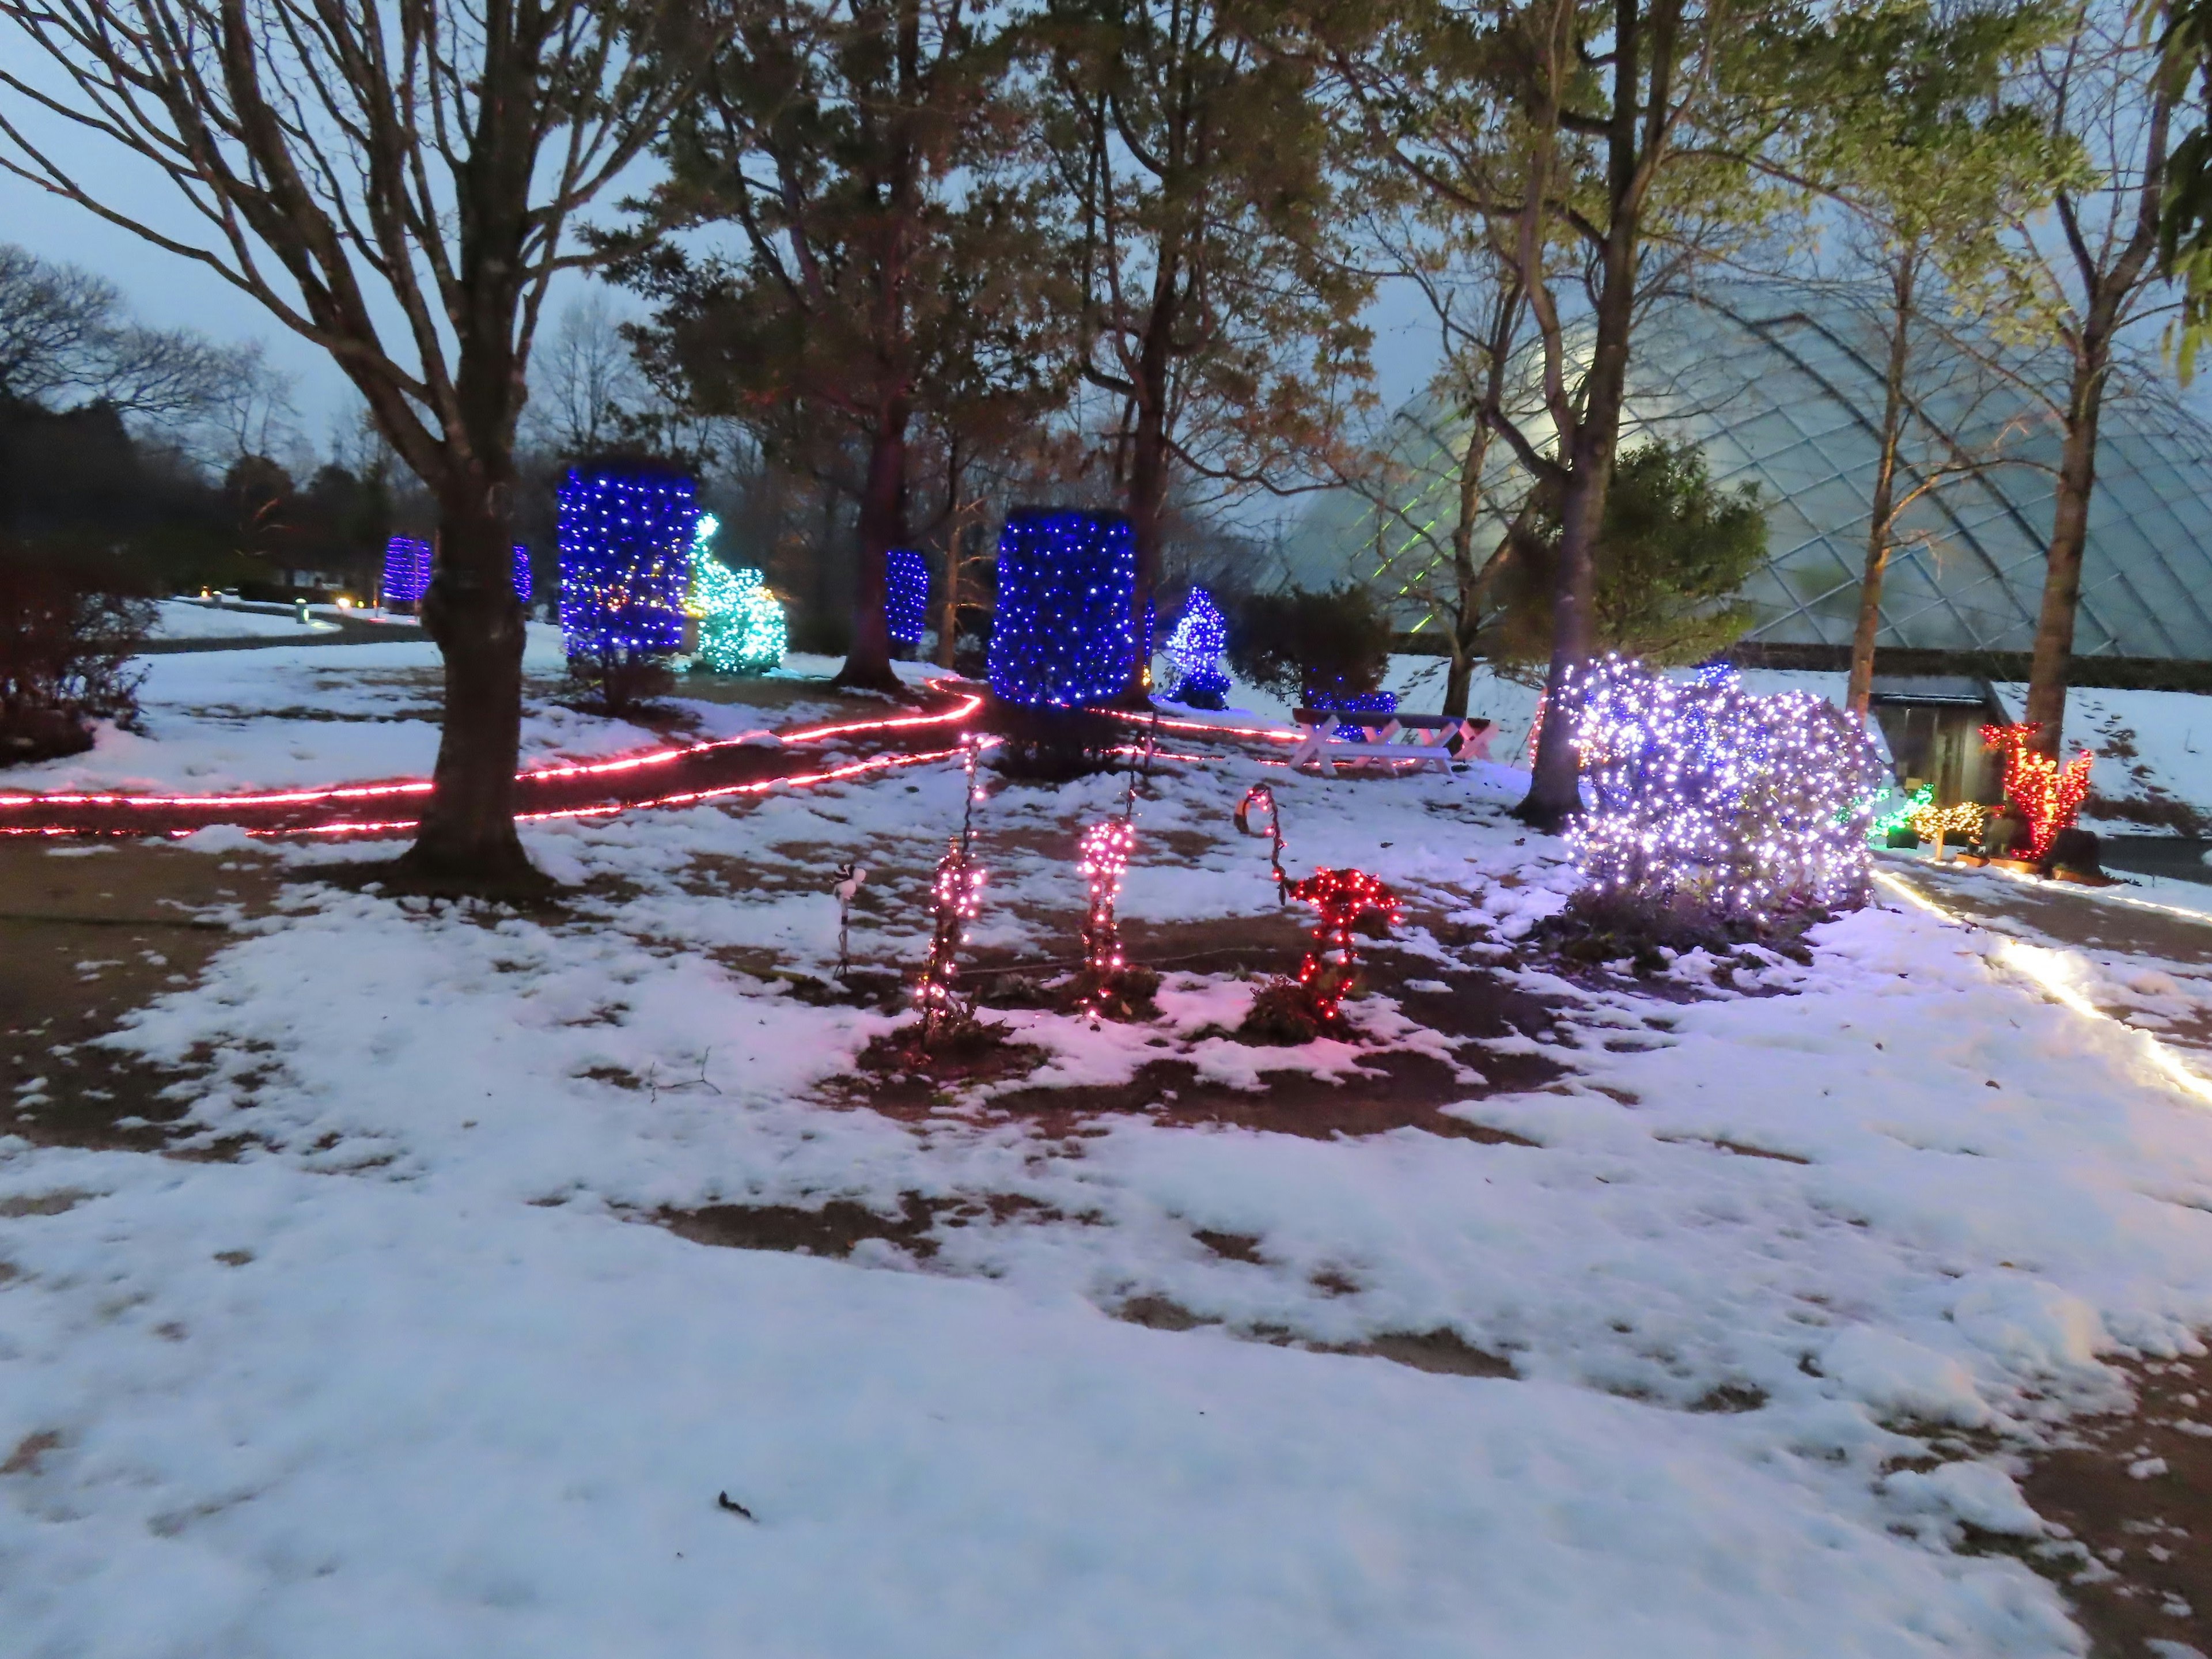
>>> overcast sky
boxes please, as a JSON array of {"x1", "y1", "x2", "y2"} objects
[{"x1": 0, "y1": 147, "x2": 1448, "y2": 470}]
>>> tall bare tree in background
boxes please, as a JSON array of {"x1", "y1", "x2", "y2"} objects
[
  {"x1": 1799, "y1": 0, "x2": 2074, "y2": 724},
  {"x1": 1995, "y1": 2, "x2": 2174, "y2": 756},
  {"x1": 1038, "y1": 0, "x2": 1373, "y2": 702},
  {"x1": 0, "y1": 0, "x2": 718, "y2": 885},
  {"x1": 524, "y1": 290, "x2": 654, "y2": 461},
  {"x1": 1306, "y1": 0, "x2": 1809, "y2": 828},
  {"x1": 0, "y1": 241, "x2": 243, "y2": 425}
]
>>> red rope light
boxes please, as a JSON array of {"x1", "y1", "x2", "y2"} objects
[
  {"x1": 1979, "y1": 722, "x2": 2094, "y2": 859},
  {"x1": 0, "y1": 691, "x2": 985, "y2": 814},
  {"x1": 1099, "y1": 707, "x2": 1298, "y2": 744},
  {"x1": 268, "y1": 746, "x2": 974, "y2": 839}
]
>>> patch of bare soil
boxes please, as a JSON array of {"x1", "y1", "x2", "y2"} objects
[
  {"x1": 0, "y1": 840, "x2": 281, "y2": 1152},
  {"x1": 1115, "y1": 1291, "x2": 1519, "y2": 1376},
  {"x1": 817, "y1": 932, "x2": 1567, "y2": 1143},
  {"x1": 2016, "y1": 1350, "x2": 2212, "y2": 1656},
  {"x1": 656, "y1": 1189, "x2": 1069, "y2": 1261}
]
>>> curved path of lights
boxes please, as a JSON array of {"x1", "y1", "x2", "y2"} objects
[
  {"x1": 0, "y1": 691, "x2": 1287, "y2": 842},
  {"x1": 0, "y1": 691, "x2": 992, "y2": 840}
]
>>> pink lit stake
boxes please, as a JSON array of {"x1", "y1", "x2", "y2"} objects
[
  {"x1": 1076, "y1": 819, "x2": 1137, "y2": 1010},
  {"x1": 1071, "y1": 714, "x2": 1159, "y2": 1018},
  {"x1": 916, "y1": 737, "x2": 988, "y2": 1046}
]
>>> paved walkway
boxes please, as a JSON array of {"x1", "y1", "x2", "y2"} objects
[{"x1": 1879, "y1": 853, "x2": 2212, "y2": 1063}]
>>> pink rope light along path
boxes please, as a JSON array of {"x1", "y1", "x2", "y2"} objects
[{"x1": 0, "y1": 690, "x2": 988, "y2": 839}]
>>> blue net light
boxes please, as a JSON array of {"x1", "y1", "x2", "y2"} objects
[
  {"x1": 885, "y1": 547, "x2": 930, "y2": 645},
  {"x1": 558, "y1": 464, "x2": 695, "y2": 660},
  {"x1": 385, "y1": 539, "x2": 532, "y2": 607},
  {"x1": 986, "y1": 509, "x2": 1138, "y2": 707},
  {"x1": 1308, "y1": 689, "x2": 1397, "y2": 715},
  {"x1": 381, "y1": 536, "x2": 431, "y2": 607},
  {"x1": 1164, "y1": 588, "x2": 1230, "y2": 704}
]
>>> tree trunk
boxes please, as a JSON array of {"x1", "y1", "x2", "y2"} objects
[
  {"x1": 1441, "y1": 418, "x2": 1498, "y2": 719},
  {"x1": 1124, "y1": 396, "x2": 1168, "y2": 704},
  {"x1": 837, "y1": 408, "x2": 908, "y2": 695},
  {"x1": 936, "y1": 527, "x2": 961, "y2": 669},
  {"x1": 2024, "y1": 353, "x2": 2106, "y2": 756},
  {"x1": 1847, "y1": 266, "x2": 1915, "y2": 724},
  {"x1": 1443, "y1": 649, "x2": 1473, "y2": 719},
  {"x1": 405, "y1": 486, "x2": 535, "y2": 888},
  {"x1": 1116, "y1": 274, "x2": 1178, "y2": 706},
  {"x1": 1518, "y1": 446, "x2": 1601, "y2": 829}
]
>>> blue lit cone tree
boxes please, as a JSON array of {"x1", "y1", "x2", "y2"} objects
[{"x1": 1163, "y1": 588, "x2": 1230, "y2": 708}]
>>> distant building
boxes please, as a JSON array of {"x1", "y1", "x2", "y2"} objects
[{"x1": 1288, "y1": 279, "x2": 2212, "y2": 666}]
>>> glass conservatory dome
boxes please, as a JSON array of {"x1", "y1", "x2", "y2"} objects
[{"x1": 1292, "y1": 280, "x2": 2212, "y2": 661}]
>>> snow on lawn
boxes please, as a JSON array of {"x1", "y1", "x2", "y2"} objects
[
  {"x1": 0, "y1": 631, "x2": 906, "y2": 796},
  {"x1": 2, "y1": 745, "x2": 2201, "y2": 1646},
  {"x1": 145, "y1": 599, "x2": 340, "y2": 641},
  {"x1": 0, "y1": 1147, "x2": 2073, "y2": 1658}
]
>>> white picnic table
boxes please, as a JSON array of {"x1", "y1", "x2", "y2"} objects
[{"x1": 1289, "y1": 709, "x2": 1495, "y2": 775}]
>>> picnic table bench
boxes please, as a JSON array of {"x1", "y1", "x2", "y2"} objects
[{"x1": 1289, "y1": 709, "x2": 1495, "y2": 775}]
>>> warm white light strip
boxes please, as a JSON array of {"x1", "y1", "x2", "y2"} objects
[{"x1": 1873, "y1": 869, "x2": 2212, "y2": 1107}]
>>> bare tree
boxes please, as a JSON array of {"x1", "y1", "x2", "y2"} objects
[
  {"x1": 1996, "y1": 4, "x2": 2175, "y2": 755},
  {"x1": 1336, "y1": 214, "x2": 1532, "y2": 717},
  {"x1": 522, "y1": 288, "x2": 652, "y2": 460},
  {"x1": 202, "y1": 338, "x2": 301, "y2": 460},
  {"x1": 1313, "y1": 0, "x2": 1811, "y2": 827},
  {"x1": 0, "y1": 0, "x2": 717, "y2": 884},
  {"x1": 0, "y1": 241, "x2": 238, "y2": 422}
]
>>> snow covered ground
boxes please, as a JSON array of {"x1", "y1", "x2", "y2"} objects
[
  {"x1": 6, "y1": 699, "x2": 2212, "y2": 1652},
  {"x1": 145, "y1": 600, "x2": 342, "y2": 642}
]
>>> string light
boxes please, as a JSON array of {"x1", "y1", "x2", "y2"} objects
[
  {"x1": 0, "y1": 693, "x2": 988, "y2": 825},
  {"x1": 558, "y1": 464, "x2": 695, "y2": 661},
  {"x1": 1868, "y1": 783, "x2": 1926, "y2": 843},
  {"x1": 512, "y1": 545, "x2": 534, "y2": 605},
  {"x1": 986, "y1": 509, "x2": 1138, "y2": 707},
  {"x1": 886, "y1": 548, "x2": 930, "y2": 646},
  {"x1": 1980, "y1": 722, "x2": 2093, "y2": 859},
  {"x1": 1281, "y1": 867, "x2": 1405, "y2": 1025},
  {"x1": 1569, "y1": 654, "x2": 1887, "y2": 919},
  {"x1": 1077, "y1": 819, "x2": 1137, "y2": 989},
  {"x1": 686, "y1": 514, "x2": 786, "y2": 674},
  {"x1": 381, "y1": 537, "x2": 430, "y2": 607},
  {"x1": 1307, "y1": 690, "x2": 1397, "y2": 716},
  {"x1": 1236, "y1": 783, "x2": 1289, "y2": 897},
  {"x1": 1164, "y1": 589, "x2": 1230, "y2": 707},
  {"x1": 1914, "y1": 798, "x2": 1987, "y2": 842},
  {"x1": 916, "y1": 737, "x2": 989, "y2": 1044}
]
